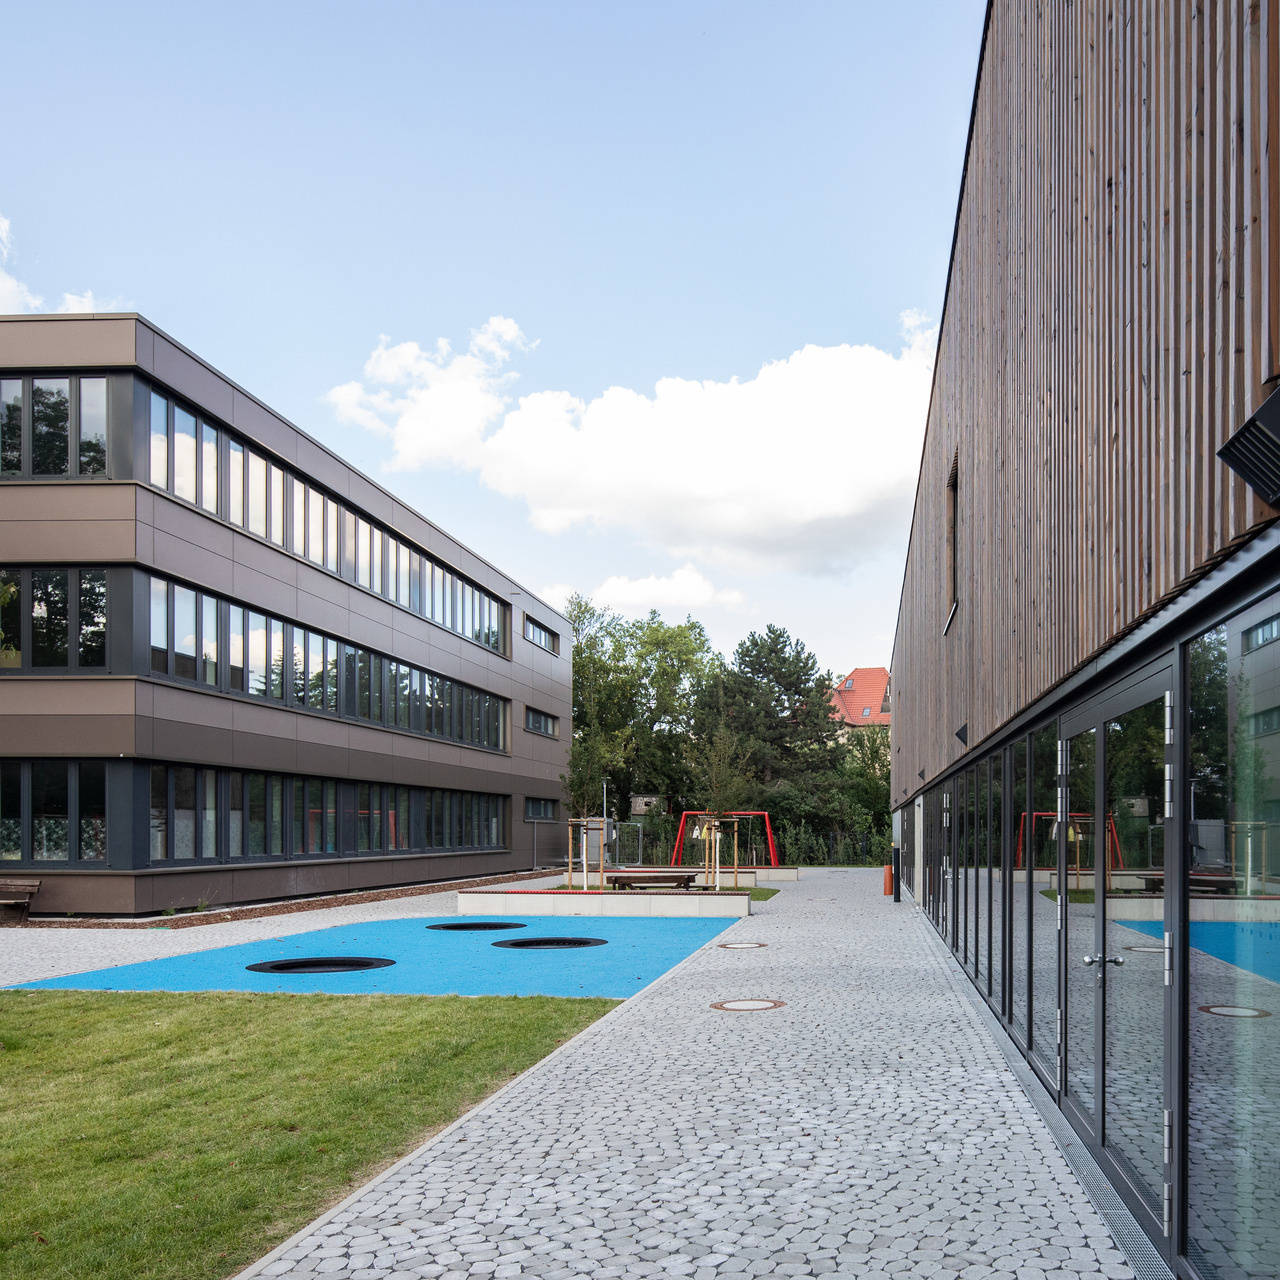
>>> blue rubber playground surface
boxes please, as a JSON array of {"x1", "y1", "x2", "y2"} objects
[
  {"x1": 1120, "y1": 919, "x2": 1280, "y2": 986},
  {"x1": 10, "y1": 915, "x2": 734, "y2": 998}
]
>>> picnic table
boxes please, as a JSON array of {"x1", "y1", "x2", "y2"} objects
[{"x1": 603, "y1": 870, "x2": 702, "y2": 891}]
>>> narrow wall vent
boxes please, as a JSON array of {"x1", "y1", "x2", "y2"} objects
[{"x1": 1219, "y1": 386, "x2": 1280, "y2": 504}]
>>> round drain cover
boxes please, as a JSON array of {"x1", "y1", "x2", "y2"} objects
[
  {"x1": 428, "y1": 921, "x2": 527, "y2": 932},
  {"x1": 246, "y1": 956, "x2": 395, "y2": 974},
  {"x1": 719, "y1": 942, "x2": 768, "y2": 950},
  {"x1": 492, "y1": 936, "x2": 607, "y2": 950},
  {"x1": 1198, "y1": 1004, "x2": 1271, "y2": 1018},
  {"x1": 710, "y1": 998, "x2": 786, "y2": 1012}
]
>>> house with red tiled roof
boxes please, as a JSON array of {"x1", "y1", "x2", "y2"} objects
[{"x1": 830, "y1": 666, "x2": 891, "y2": 733}]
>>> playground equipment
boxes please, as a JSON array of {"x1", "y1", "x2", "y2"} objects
[
  {"x1": 1013, "y1": 810, "x2": 1125, "y2": 891},
  {"x1": 670, "y1": 810, "x2": 778, "y2": 873}
]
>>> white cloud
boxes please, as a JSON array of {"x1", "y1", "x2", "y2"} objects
[
  {"x1": 331, "y1": 311, "x2": 935, "y2": 574},
  {"x1": 593, "y1": 564, "x2": 744, "y2": 612},
  {"x1": 55, "y1": 290, "x2": 102, "y2": 313},
  {"x1": 0, "y1": 214, "x2": 111, "y2": 316}
]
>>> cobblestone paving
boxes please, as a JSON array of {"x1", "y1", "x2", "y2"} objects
[
  {"x1": 235, "y1": 868, "x2": 1137, "y2": 1280},
  {"x1": 0, "y1": 876, "x2": 567, "y2": 987}
]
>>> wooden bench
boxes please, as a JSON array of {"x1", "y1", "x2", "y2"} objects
[
  {"x1": 0, "y1": 877, "x2": 41, "y2": 923},
  {"x1": 603, "y1": 871, "x2": 701, "y2": 892}
]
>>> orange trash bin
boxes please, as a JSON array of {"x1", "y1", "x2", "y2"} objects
[{"x1": 883, "y1": 864, "x2": 893, "y2": 895}]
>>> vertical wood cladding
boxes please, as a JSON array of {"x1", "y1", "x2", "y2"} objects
[{"x1": 891, "y1": 0, "x2": 1279, "y2": 802}]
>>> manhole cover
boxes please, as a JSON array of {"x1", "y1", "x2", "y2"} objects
[
  {"x1": 1198, "y1": 1004, "x2": 1271, "y2": 1018},
  {"x1": 246, "y1": 956, "x2": 395, "y2": 974},
  {"x1": 719, "y1": 942, "x2": 768, "y2": 950},
  {"x1": 428, "y1": 921, "x2": 526, "y2": 931},
  {"x1": 493, "y1": 936, "x2": 607, "y2": 950},
  {"x1": 710, "y1": 998, "x2": 786, "y2": 1012}
]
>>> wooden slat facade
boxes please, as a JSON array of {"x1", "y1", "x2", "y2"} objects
[{"x1": 891, "y1": 0, "x2": 1280, "y2": 804}]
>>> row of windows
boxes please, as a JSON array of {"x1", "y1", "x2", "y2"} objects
[
  {"x1": 524, "y1": 798, "x2": 558, "y2": 820},
  {"x1": 0, "y1": 760, "x2": 106, "y2": 862},
  {"x1": 0, "y1": 568, "x2": 106, "y2": 670},
  {"x1": 1242, "y1": 612, "x2": 1280, "y2": 653},
  {"x1": 146, "y1": 384, "x2": 511, "y2": 654},
  {"x1": 148, "y1": 576, "x2": 508, "y2": 751},
  {"x1": 148, "y1": 764, "x2": 506, "y2": 863},
  {"x1": 0, "y1": 375, "x2": 107, "y2": 478},
  {"x1": 524, "y1": 707, "x2": 559, "y2": 737},
  {"x1": 523, "y1": 615, "x2": 559, "y2": 653}
]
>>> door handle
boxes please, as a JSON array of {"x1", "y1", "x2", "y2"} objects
[
  {"x1": 1083, "y1": 954, "x2": 1125, "y2": 968},
  {"x1": 1105, "y1": 955, "x2": 1125, "y2": 967},
  {"x1": 1082, "y1": 954, "x2": 1100, "y2": 966}
]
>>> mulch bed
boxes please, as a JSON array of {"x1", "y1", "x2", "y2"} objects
[{"x1": 5, "y1": 869, "x2": 561, "y2": 930}]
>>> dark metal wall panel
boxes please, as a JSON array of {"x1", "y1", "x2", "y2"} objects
[{"x1": 892, "y1": 0, "x2": 1280, "y2": 803}]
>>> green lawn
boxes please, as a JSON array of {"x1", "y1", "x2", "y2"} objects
[
  {"x1": 749, "y1": 887, "x2": 779, "y2": 901},
  {"x1": 0, "y1": 990, "x2": 615, "y2": 1280},
  {"x1": 1039, "y1": 887, "x2": 1096, "y2": 904}
]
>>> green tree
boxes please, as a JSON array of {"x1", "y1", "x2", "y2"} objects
[{"x1": 0, "y1": 577, "x2": 16, "y2": 656}]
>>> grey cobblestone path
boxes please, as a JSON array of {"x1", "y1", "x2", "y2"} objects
[{"x1": 235, "y1": 868, "x2": 1137, "y2": 1280}]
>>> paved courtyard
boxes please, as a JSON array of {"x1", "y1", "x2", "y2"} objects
[{"x1": 209, "y1": 868, "x2": 1137, "y2": 1280}]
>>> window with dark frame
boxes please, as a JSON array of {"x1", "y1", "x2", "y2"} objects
[{"x1": 945, "y1": 449, "x2": 959, "y2": 628}]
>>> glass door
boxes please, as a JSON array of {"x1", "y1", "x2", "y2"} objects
[{"x1": 1061, "y1": 668, "x2": 1173, "y2": 1247}]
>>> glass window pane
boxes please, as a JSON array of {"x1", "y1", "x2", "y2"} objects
[
  {"x1": 228, "y1": 771, "x2": 244, "y2": 858},
  {"x1": 78, "y1": 570, "x2": 107, "y2": 668},
  {"x1": 0, "y1": 379, "x2": 21, "y2": 475},
  {"x1": 371, "y1": 784, "x2": 382, "y2": 851},
  {"x1": 357, "y1": 518, "x2": 371, "y2": 588},
  {"x1": 174, "y1": 766, "x2": 196, "y2": 860},
  {"x1": 306, "y1": 779, "x2": 323, "y2": 854},
  {"x1": 410, "y1": 552, "x2": 421, "y2": 613},
  {"x1": 269, "y1": 618, "x2": 284, "y2": 699},
  {"x1": 31, "y1": 570, "x2": 69, "y2": 667},
  {"x1": 32, "y1": 378, "x2": 70, "y2": 476},
  {"x1": 269, "y1": 465, "x2": 284, "y2": 546},
  {"x1": 200, "y1": 424, "x2": 218, "y2": 513},
  {"x1": 1, "y1": 569, "x2": 22, "y2": 667},
  {"x1": 292, "y1": 779, "x2": 305, "y2": 857},
  {"x1": 357, "y1": 650, "x2": 370, "y2": 719},
  {"x1": 358, "y1": 782, "x2": 370, "y2": 851},
  {"x1": 150, "y1": 576, "x2": 168, "y2": 673},
  {"x1": 248, "y1": 611, "x2": 267, "y2": 697},
  {"x1": 372, "y1": 528, "x2": 382, "y2": 594},
  {"x1": 292, "y1": 479, "x2": 305, "y2": 554},
  {"x1": 326, "y1": 498, "x2": 339, "y2": 571},
  {"x1": 343, "y1": 509, "x2": 356, "y2": 580},
  {"x1": 324, "y1": 780, "x2": 337, "y2": 853},
  {"x1": 1186, "y1": 614, "x2": 1280, "y2": 1278},
  {"x1": 0, "y1": 761, "x2": 21, "y2": 860},
  {"x1": 247, "y1": 774, "x2": 266, "y2": 857},
  {"x1": 229, "y1": 607, "x2": 245, "y2": 692},
  {"x1": 307, "y1": 487, "x2": 324, "y2": 564},
  {"x1": 30, "y1": 757, "x2": 69, "y2": 860},
  {"x1": 200, "y1": 594, "x2": 218, "y2": 684},
  {"x1": 324, "y1": 638, "x2": 337, "y2": 713},
  {"x1": 291, "y1": 627, "x2": 305, "y2": 704},
  {"x1": 200, "y1": 771, "x2": 217, "y2": 859},
  {"x1": 149, "y1": 391, "x2": 168, "y2": 487},
  {"x1": 228, "y1": 440, "x2": 244, "y2": 525},
  {"x1": 78, "y1": 378, "x2": 107, "y2": 475},
  {"x1": 307, "y1": 632, "x2": 323, "y2": 708},
  {"x1": 269, "y1": 779, "x2": 283, "y2": 856},
  {"x1": 173, "y1": 405, "x2": 196, "y2": 502},
  {"x1": 370, "y1": 654, "x2": 382, "y2": 722},
  {"x1": 248, "y1": 452, "x2": 267, "y2": 537},
  {"x1": 78, "y1": 764, "x2": 106, "y2": 861},
  {"x1": 149, "y1": 764, "x2": 168, "y2": 861},
  {"x1": 173, "y1": 585, "x2": 197, "y2": 681}
]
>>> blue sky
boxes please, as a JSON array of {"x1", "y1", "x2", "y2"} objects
[{"x1": 3, "y1": 0, "x2": 985, "y2": 675}]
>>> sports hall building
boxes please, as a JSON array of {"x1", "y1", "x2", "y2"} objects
[{"x1": 891, "y1": 4, "x2": 1279, "y2": 1278}]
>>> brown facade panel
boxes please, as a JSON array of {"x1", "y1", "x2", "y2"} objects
[
  {"x1": 25, "y1": 850, "x2": 529, "y2": 915},
  {"x1": 892, "y1": 0, "x2": 1280, "y2": 802}
]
